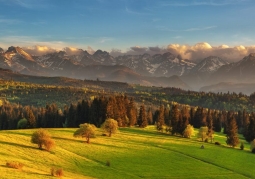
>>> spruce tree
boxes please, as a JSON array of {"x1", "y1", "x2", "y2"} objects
[
  {"x1": 138, "y1": 104, "x2": 147, "y2": 128},
  {"x1": 226, "y1": 117, "x2": 239, "y2": 147},
  {"x1": 170, "y1": 105, "x2": 180, "y2": 135},
  {"x1": 156, "y1": 105, "x2": 164, "y2": 131}
]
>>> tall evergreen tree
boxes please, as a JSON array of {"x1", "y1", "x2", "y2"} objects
[
  {"x1": 25, "y1": 107, "x2": 36, "y2": 128},
  {"x1": 226, "y1": 116, "x2": 239, "y2": 147},
  {"x1": 127, "y1": 98, "x2": 137, "y2": 126},
  {"x1": 156, "y1": 105, "x2": 164, "y2": 131},
  {"x1": 147, "y1": 107, "x2": 153, "y2": 125},
  {"x1": 138, "y1": 104, "x2": 147, "y2": 128},
  {"x1": 170, "y1": 105, "x2": 180, "y2": 135}
]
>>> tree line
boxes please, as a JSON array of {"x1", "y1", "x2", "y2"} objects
[{"x1": 1, "y1": 95, "x2": 255, "y2": 145}]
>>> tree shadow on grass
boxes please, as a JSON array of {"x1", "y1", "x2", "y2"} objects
[
  {"x1": 6, "y1": 131, "x2": 31, "y2": 137},
  {"x1": 52, "y1": 136, "x2": 77, "y2": 143},
  {"x1": 0, "y1": 141, "x2": 36, "y2": 150},
  {"x1": 0, "y1": 164, "x2": 51, "y2": 177}
]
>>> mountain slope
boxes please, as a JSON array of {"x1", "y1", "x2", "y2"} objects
[
  {"x1": 209, "y1": 53, "x2": 255, "y2": 84},
  {"x1": 181, "y1": 56, "x2": 229, "y2": 90}
]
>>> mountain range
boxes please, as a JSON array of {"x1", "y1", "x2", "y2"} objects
[{"x1": 0, "y1": 46, "x2": 255, "y2": 94}]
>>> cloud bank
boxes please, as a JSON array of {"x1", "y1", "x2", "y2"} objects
[
  {"x1": 21, "y1": 46, "x2": 95, "y2": 56},
  {"x1": 110, "y1": 42, "x2": 255, "y2": 62}
]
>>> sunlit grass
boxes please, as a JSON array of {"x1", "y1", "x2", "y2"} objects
[{"x1": 0, "y1": 127, "x2": 253, "y2": 178}]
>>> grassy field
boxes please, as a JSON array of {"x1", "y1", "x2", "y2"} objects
[{"x1": 0, "y1": 126, "x2": 254, "y2": 179}]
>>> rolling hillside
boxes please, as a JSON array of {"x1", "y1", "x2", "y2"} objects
[{"x1": 0, "y1": 127, "x2": 254, "y2": 179}]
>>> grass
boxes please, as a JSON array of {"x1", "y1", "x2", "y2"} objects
[{"x1": 0, "y1": 126, "x2": 253, "y2": 179}]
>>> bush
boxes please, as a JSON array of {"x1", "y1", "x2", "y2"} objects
[
  {"x1": 215, "y1": 142, "x2": 221, "y2": 145},
  {"x1": 55, "y1": 168, "x2": 64, "y2": 177},
  {"x1": 106, "y1": 160, "x2": 110, "y2": 167},
  {"x1": 240, "y1": 142, "x2": 244, "y2": 150},
  {"x1": 51, "y1": 167, "x2": 64, "y2": 177},
  {"x1": 50, "y1": 167, "x2": 55, "y2": 176},
  {"x1": 6, "y1": 161, "x2": 24, "y2": 169}
]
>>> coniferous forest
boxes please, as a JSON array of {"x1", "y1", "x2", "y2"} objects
[{"x1": 0, "y1": 79, "x2": 255, "y2": 144}]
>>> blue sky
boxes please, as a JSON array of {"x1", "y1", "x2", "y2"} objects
[{"x1": 0, "y1": 0, "x2": 255, "y2": 53}]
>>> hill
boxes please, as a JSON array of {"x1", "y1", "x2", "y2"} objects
[{"x1": 0, "y1": 127, "x2": 254, "y2": 179}]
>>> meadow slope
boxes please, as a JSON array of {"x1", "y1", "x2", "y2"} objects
[{"x1": 0, "y1": 127, "x2": 253, "y2": 179}]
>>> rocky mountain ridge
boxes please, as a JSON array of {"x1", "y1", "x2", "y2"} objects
[{"x1": 1, "y1": 46, "x2": 255, "y2": 93}]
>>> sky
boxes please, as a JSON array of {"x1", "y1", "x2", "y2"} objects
[{"x1": 0, "y1": 0, "x2": 255, "y2": 61}]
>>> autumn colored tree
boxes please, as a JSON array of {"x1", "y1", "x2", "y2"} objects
[
  {"x1": 31, "y1": 129, "x2": 55, "y2": 151},
  {"x1": 197, "y1": 126, "x2": 208, "y2": 142},
  {"x1": 183, "y1": 124, "x2": 194, "y2": 138},
  {"x1": 73, "y1": 123, "x2": 96, "y2": 143},
  {"x1": 226, "y1": 117, "x2": 239, "y2": 147},
  {"x1": 101, "y1": 118, "x2": 118, "y2": 137},
  {"x1": 156, "y1": 105, "x2": 165, "y2": 132},
  {"x1": 127, "y1": 98, "x2": 137, "y2": 126}
]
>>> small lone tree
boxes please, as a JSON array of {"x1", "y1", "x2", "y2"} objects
[
  {"x1": 31, "y1": 129, "x2": 55, "y2": 151},
  {"x1": 183, "y1": 124, "x2": 194, "y2": 138},
  {"x1": 101, "y1": 118, "x2": 118, "y2": 137},
  {"x1": 197, "y1": 126, "x2": 208, "y2": 142},
  {"x1": 73, "y1": 123, "x2": 96, "y2": 143},
  {"x1": 17, "y1": 118, "x2": 27, "y2": 129}
]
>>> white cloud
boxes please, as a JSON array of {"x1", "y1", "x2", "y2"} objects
[{"x1": 110, "y1": 42, "x2": 255, "y2": 62}]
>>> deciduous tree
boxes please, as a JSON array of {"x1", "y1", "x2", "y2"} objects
[
  {"x1": 73, "y1": 123, "x2": 96, "y2": 143},
  {"x1": 101, "y1": 118, "x2": 118, "y2": 137},
  {"x1": 31, "y1": 129, "x2": 55, "y2": 151}
]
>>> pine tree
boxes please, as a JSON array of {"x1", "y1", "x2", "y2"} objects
[
  {"x1": 170, "y1": 105, "x2": 180, "y2": 135},
  {"x1": 156, "y1": 105, "x2": 164, "y2": 132},
  {"x1": 226, "y1": 117, "x2": 239, "y2": 147},
  {"x1": 206, "y1": 109, "x2": 214, "y2": 142},
  {"x1": 138, "y1": 104, "x2": 147, "y2": 128},
  {"x1": 147, "y1": 107, "x2": 153, "y2": 125},
  {"x1": 127, "y1": 98, "x2": 137, "y2": 126},
  {"x1": 244, "y1": 114, "x2": 255, "y2": 142},
  {"x1": 25, "y1": 107, "x2": 36, "y2": 128}
]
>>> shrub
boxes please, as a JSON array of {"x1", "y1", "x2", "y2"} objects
[
  {"x1": 50, "y1": 167, "x2": 64, "y2": 177},
  {"x1": 55, "y1": 168, "x2": 64, "y2": 177},
  {"x1": 50, "y1": 167, "x2": 55, "y2": 176},
  {"x1": 6, "y1": 161, "x2": 24, "y2": 169},
  {"x1": 106, "y1": 160, "x2": 110, "y2": 167},
  {"x1": 215, "y1": 142, "x2": 221, "y2": 145},
  {"x1": 31, "y1": 129, "x2": 55, "y2": 151},
  {"x1": 240, "y1": 142, "x2": 244, "y2": 150}
]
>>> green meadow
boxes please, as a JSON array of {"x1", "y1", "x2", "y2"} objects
[{"x1": 0, "y1": 126, "x2": 254, "y2": 179}]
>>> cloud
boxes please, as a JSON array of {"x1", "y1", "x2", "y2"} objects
[
  {"x1": 167, "y1": 42, "x2": 255, "y2": 62},
  {"x1": 22, "y1": 45, "x2": 57, "y2": 56},
  {"x1": 110, "y1": 42, "x2": 255, "y2": 62}
]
